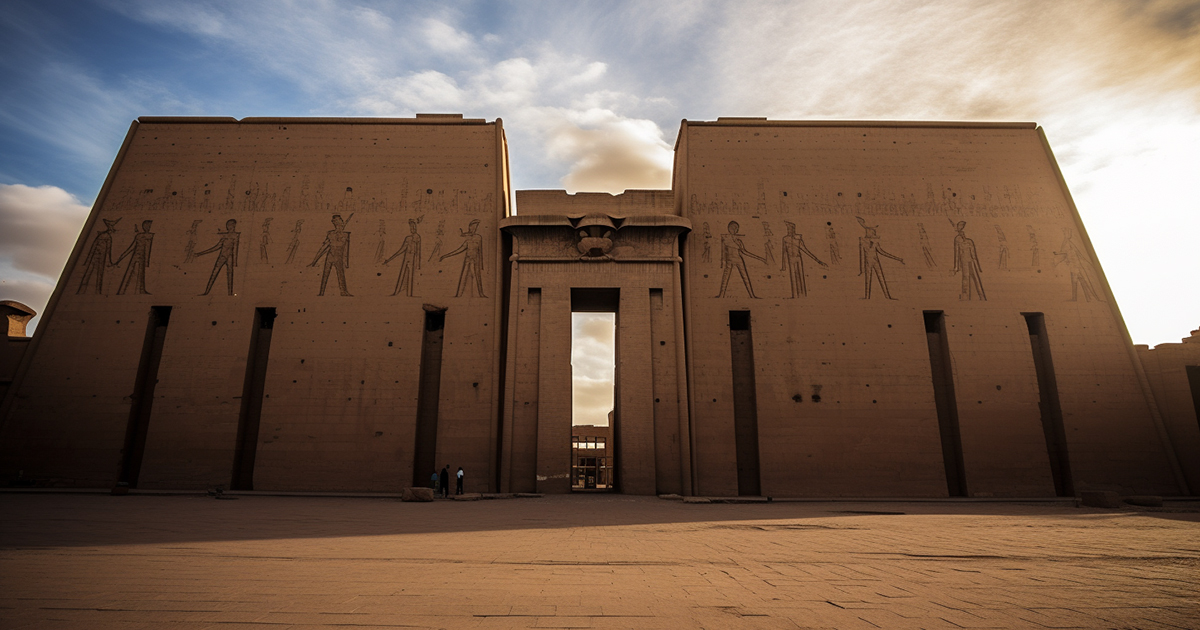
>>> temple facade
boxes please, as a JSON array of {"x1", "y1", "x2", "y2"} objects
[{"x1": 1, "y1": 115, "x2": 1194, "y2": 497}]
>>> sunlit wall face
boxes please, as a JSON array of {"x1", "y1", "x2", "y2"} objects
[{"x1": 571, "y1": 312, "x2": 615, "y2": 426}]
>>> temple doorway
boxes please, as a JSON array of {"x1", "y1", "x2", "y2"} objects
[{"x1": 570, "y1": 289, "x2": 618, "y2": 492}]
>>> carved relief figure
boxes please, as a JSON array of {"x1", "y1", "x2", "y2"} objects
[
  {"x1": 995, "y1": 225, "x2": 1009, "y2": 270},
  {"x1": 762, "y1": 221, "x2": 776, "y2": 265},
  {"x1": 427, "y1": 219, "x2": 445, "y2": 261},
  {"x1": 374, "y1": 219, "x2": 387, "y2": 264},
  {"x1": 952, "y1": 221, "x2": 986, "y2": 301},
  {"x1": 284, "y1": 219, "x2": 304, "y2": 264},
  {"x1": 918, "y1": 222, "x2": 937, "y2": 268},
  {"x1": 310, "y1": 214, "x2": 353, "y2": 297},
  {"x1": 826, "y1": 222, "x2": 842, "y2": 265},
  {"x1": 77, "y1": 218, "x2": 120, "y2": 294},
  {"x1": 182, "y1": 219, "x2": 202, "y2": 263},
  {"x1": 384, "y1": 219, "x2": 422, "y2": 297},
  {"x1": 717, "y1": 221, "x2": 767, "y2": 298},
  {"x1": 1027, "y1": 225, "x2": 1039, "y2": 267},
  {"x1": 196, "y1": 219, "x2": 240, "y2": 296},
  {"x1": 780, "y1": 221, "x2": 827, "y2": 298},
  {"x1": 701, "y1": 222, "x2": 712, "y2": 263},
  {"x1": 114, "y1": 220, "x2": 154, "y2": 295},
  {"x1": 259, "y1": 218, "x2": 272, "y2": 262},
  {"x1": 1053, "y1": 229, "x2": 1102, "y2": 302},
  {"x1": 441, "y1": 219, "x2": 486, "y2": 298},
  {"x1": 856, "y1": 217, "x2": 903, "y2": 300}
]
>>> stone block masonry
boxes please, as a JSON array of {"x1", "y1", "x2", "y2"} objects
[{"x1": 0, "y1": 116, "x2": 1192, "y2": 497}]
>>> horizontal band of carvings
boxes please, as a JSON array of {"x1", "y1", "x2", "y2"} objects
[
  {"x1": 509, "y1": 255, "x2": 684, "y2": 263},
  {"x1": 499, "y1": 214, "x2": 692, "y2": 231}
]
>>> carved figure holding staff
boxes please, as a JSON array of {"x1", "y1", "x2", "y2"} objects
[{"x1": 717, "y1": 220, "x2": 766, "y2": 298}]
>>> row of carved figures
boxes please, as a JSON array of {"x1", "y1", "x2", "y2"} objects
[
  {"x1": 704, "y1": 218, "x2": 1102, "y2": 302},
  {"x1": 76, "y1": 215, "x2": 488, "y2": 298}
]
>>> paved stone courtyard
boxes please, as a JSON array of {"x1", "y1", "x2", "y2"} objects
[{"x1": 1, "y1": 493, "x2": 1197, "y2": 629}]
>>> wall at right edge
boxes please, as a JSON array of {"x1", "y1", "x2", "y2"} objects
[
  {"x1": 1138, "y1": 330, "x2": 1200, "y2": 493},
  {"x1": 675, "y1": 120, "x2": 1183, "y2": 498}
]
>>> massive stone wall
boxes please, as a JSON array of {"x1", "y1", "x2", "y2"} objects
[
  {"x1": 674, "y1": 120, "x2": 1183, "y2": 497},
  {"x1": 0, "y1": 116, "x2": 508, "y2": 491},
  {"x1": 1137, "y1": 330, "x2": 1200, "y2": 492},
  {"x1": 0, "y1": 115, "x2": 1187, "y2": 498}
]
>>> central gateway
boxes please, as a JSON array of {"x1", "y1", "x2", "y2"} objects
[{"x1": 500, "y1": 190, "x2": 692, "y2": 495}]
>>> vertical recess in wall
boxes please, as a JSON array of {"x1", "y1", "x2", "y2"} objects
[
  {"x1": 924, "y1": 311, "x2": 967, "y2": 497},
  {"x1": 231, "y1": 307, "x2": 276, "y2": 491},
  {"x1": 510, "y1": 289, "x2": 541, "y2": 493},
  {"x1": 649, "y1": 288, "x2": 680, "y2": 495},
  {"x1": 729, "y1": 310, "x2": 761, "y2": 496},
  {"x1": 412, "y1": 307, "x2": 446, "y2": 487},
  {"x1": 119, "y1": 306, "x2": 172, "y2": 487},
  {"x1": 1188, "y1": 366, "x2": 1200, "y2": 434},
  {"x1": 1023, "y1": 313, "x2": 1074, "y2": 496}
]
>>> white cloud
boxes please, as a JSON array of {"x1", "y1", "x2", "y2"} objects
[
  {"x1": 0, "y1": 184, "x2": 92, "y2": 332},
  {"x1": 572, "y1": 313, "x2": 615, "y2": 426}
]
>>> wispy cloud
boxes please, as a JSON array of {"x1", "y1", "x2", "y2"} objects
[
  {"x1": 1, "y1": 0, "x2": 1196, "y2": 343},
  {"x1": 0, "y1": 183, "x2": 91, "y2": 329}
]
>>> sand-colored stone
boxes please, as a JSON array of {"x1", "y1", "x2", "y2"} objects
[
  {"x1": 1137, "y1": 329, "x2": 1200, "y2": 493},
  {"x1": 0, "y1": 117, "x2": 1191, "y2": 498}
]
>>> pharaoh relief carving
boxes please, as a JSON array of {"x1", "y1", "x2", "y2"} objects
[
  {"x1": 1053, "y1": 229, "x2": 1103, "y2": 302},
  {"x1": 384, "y1": 218, "x2": 422, "y2": 297},
  {"x1": 856, "y1": 217, "x2": 903, "y2": 300},
  {"x1": 441, "y1": 219, "x2": 486, "y2": 298},
  {"x1": 196, "y1": 219, "x2": 240, "y2": 296},
  {"x1": 114, "y1": 220, "x2": 155, "y2": 295},
  {"x1": 77, "y1": 218, "x2": 120, "y2": 294},
  {"x1": 780, "y1": 221, "x2": 827, "y2": 298},
  {"x1": 951, "y1": 221, "x2": 986, "y2": 301},
  {"x1": 717, "y1": 221, "x2": 767, "y2": 299},
  {"x1": 310, "y1": 214, "x2": 353, "y2": 297}
]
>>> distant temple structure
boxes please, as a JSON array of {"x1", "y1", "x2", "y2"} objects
[{"x1": 1, "y1": 115, "x2": 1196, "y2": 497}]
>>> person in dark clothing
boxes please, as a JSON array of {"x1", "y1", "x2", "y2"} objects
[
  {"x1": 456, "y1": 467, "x2": 464, "y2": 495},
  {"x1": 440, "y1": 465, "x2": 450, "y2": 498}
]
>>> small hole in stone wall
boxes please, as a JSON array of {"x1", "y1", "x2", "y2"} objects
[
  {"x1": 996, "y1": 385, "x2": 1002, "y2": 390},
  {"x1": 857, "y1": 192, "x2": 862, "y2": 197},
  {"x1": 377, "y1": 272, "x2": 381, "y2": 276},
  {"x1": 712, "y1": 398, "x2": 717, "y2": 402},
  {"x1": 655, "y1": 398, "x2": 661, "y2": 403},
  {"x1": 426, "y1": 189, "x2": 433, "y2": 194},
  {"x1": 872, "y1": 400, "x2": 877, "y2": 403},
  {"x1": 918, "y1": 275, "x2": 923, "y2": 280},
  {"x1": 660, "y1": 340, "x2": 666, "y2": 345},
  {"x1": 300, "y1": 359, "x2": 305, "y2": 364},
  {"x1": 887, "y1": 324, "x2": 892, "y2": 328},
  {"x1": 388, "y1": 341, "x2": 393, "y2": 347},
  {"x1": 822, "y1": 275, "x2": 827, "y2": 279},
  {"x1": 171, "y1": 191, "x2": 177, "y2": 196},
  {"x1": 827, "y1": 221, "x2": 832, "y2": 225},
  {"x1": 211, "y1": 321, "x2": 217, "y2": 326},
  {"x1": 812, "y1": 395, "x2": 821, "y2": 403},
  {"x1": 792, "y1": 394, "x2": 802, "y2": 402},
  {"x1": 837, "y1": 192, "x2": 843, "y2": 196},
  {"x1": 375, "y1": 431, "x2": 383, "y2": 437},
  {"x1": 473, "y1": 382, "x2": 479, "y2": 388}
]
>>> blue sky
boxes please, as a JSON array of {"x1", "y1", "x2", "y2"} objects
[{"x1": 2, "y1": 1, "x2": 1199, "y2": 424}]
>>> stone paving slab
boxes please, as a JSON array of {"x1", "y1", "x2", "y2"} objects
[{"x1": 1, "y1": 494, "x2": 1198, "y2": 629}]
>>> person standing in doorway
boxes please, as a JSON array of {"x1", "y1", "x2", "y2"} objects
[
  {"x1": 440, "y1": 464, "x2": 450, "y2": 499},
  {"x1": 456, "y1": 467, "x2": 464, "y2": 495},
  {"x1": 430, "y1": 470, "x2": 439, "y2": 491}
]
